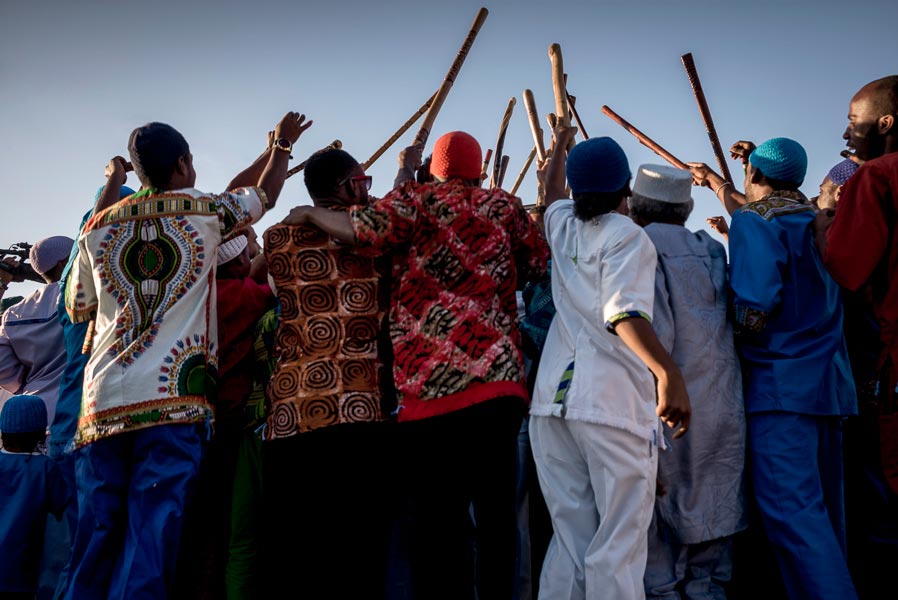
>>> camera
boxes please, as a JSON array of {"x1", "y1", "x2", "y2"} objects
[{"x1": 0, "y1": 243, "x2": 44, "y2": 284}]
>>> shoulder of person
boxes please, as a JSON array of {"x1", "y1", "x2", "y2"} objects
[{"x1": 735, "y1": 198, "x2": 812, "y2": 223}]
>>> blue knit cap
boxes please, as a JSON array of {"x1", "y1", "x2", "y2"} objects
[
  {"x1": 566, "y1": 137, "x2": 631, "y2": 194},
  {"x1": 0, "y1": 394, "x2": 47, "y2": 434},
  {"x1": 827, "y1": 159, "x2": 859, "y2": 186},
  {"x1": 748, "y1": 138, "x2": 808, "y2": 185}
]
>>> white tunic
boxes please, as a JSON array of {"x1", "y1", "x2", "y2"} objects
[{"x1": 531, "y1": 201, "x2": 660, "y2": 443}]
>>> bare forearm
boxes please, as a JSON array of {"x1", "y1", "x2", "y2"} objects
[
  {"x1": 614, "y1": 317, "x2": 678, "y2": 381},
  {"x1": 257, "y1": 150, "x2": 291, "y2": 210},
  {"x1": 228, "y1": 148, "x2": 271, "y2": 191},
  {"x1": 308, "y1": 208, "x2": 356, "y2": 243},
  {"x1": 96, "y1": 174, "x2": 127, "y2": 213}
]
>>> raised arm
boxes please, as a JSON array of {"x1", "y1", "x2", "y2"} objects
[
  {"x1": 96, "y1": 156, "x2": 133, "y2": 213},
  {"x1": 227, "y1": 131, "x2": 275, "y2": 191},
  {"x1": 689, "y1": 162, "x2": 746, "y2": 216},
  {"x1": 544, "y1": 125, "x2": 578, "y2": 207},
  {"x1": 257, "y1": 112, "x2": 313, "y2": 210}
]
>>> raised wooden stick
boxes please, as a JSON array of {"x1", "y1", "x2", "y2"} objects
[
  {"x1": 601, "y1": 106, "x2": 689, "y2": 170},
  {"x1": 413, "y1": 7, "x2": 489, "y2": 147},
  {"x1": 522, "y1": 89, "x2": 547, "y2": 161},
  {"x1": 566, "y1": 90, "x2": 589, "y2": 139},
  {"x1": 496, "y1": 155, "x2": 510, "y2": 189},
  {"x1": 286, "y1": 140, "x2": 342, "y2": 179},
  {"x1": 480, "y1": 148, "x2": 493, "y2": 184},
  {"x1": 490, "y1": 97, "x2": 516, "y2": 188},
  {"x1": 509, "y1": 146, "x2": 536, "y2": 196},
  {"x1": 361, "y1": 92, "x2": 436, "y2": 171},
  {"x1": 681, "y1": 53, "x2": 732, "y2": 183},
  {"x1": 548, "y1": 44, "x2": 570, "y2": 128}
]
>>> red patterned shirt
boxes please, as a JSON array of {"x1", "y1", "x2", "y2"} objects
[{"x1": 349, "y1": 180, "x2": 549, "y2": 421}]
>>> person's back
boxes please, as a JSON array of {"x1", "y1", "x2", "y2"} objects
[
  {"x1": 0, "y1": 394, "x2": 70, "y2": 595},
  {"x1": 730, "y1": 196, "x2": 854, "y2": 414}
]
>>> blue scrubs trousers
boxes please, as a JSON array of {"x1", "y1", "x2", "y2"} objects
[
  {"x1": 748, "y1": 412, "x2": 857, "y2": 600},
  {"x1": 63, "y1": 423, "x2": 204, "y2": 600}
]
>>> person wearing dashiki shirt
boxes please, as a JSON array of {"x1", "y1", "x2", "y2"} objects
[
  {"x1": 627, "y1": 165, "x2": 746, "y2": 599},
  {"x1": 260, "y1": 147, "x2": 396, "y2": 599},
  {"x1": 693, "y1": 138, "x2": 858, "y2": 599},
  {"x1": 282, "y1": 131, "x2": 549, "y2": 599},
  {"x1": 62, "y1": 112, "x2": 311, "y2": 599}
]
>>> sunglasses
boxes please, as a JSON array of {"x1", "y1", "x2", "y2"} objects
[{"x1": 338, "y1": 174, "x2": 373, "y2": 191}]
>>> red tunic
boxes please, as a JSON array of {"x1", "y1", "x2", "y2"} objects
[{"x1": 215, "y1": 277, "x2": 275, "y2": 424}]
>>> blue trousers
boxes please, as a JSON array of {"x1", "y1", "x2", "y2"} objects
[
  {"x1": 748, "y1": 412, "x2": 857, "y2": 600},
  {"x1": 63, "y1": 424, "x2": 204, "y2": 600}
]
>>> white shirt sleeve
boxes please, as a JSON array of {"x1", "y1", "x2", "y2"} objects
[
  {"x1": 65, "y1": 234, "x2": 98, "y2": 324},
  {"x1": 215, "y1": 186, "x2": 266, "y2": 238},
  {"x1": 599, "y1": 221, "x2": 657, "y2": 331}
]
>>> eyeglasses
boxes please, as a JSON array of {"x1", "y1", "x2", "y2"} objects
[{"x1": 338, "y1": 174, "x2": 373, "y2": 191}]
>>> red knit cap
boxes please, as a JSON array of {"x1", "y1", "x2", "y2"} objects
[{"x1": 430, "y1": 131, "x2": 482, "y2": 181}]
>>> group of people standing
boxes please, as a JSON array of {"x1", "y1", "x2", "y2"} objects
[{"x1": 0, "y1": 73, "x2": 896, "y2": 600}]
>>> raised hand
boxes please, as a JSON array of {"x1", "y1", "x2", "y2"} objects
[
  {"x1": 105, "y1": 156, "x2": 132, "y2": 182},
  {"x1": 729, "y1": 140, "x2": 756, "y2": 162},
  {"x1": 274, "y1": 112, "x2": 313, "y2": 145},
  {"x1": 706, "y1": 216, "x2": 729, "y2": 236}
]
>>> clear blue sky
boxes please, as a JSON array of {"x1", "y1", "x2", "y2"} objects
[{"x1": 2, "y1": 0, "x2": 897, "y2": 296}]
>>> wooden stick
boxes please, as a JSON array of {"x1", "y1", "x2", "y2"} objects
[
  {"x1": 490, "y1": 97, "x2": 516, "y2": 188},
  {"x1": 285, "y1": 140, "x2": 342, "y2": 179},
  {"x1": 480, "y1": 148, "x2": 493, "y2": 184},
  {"x1": 600, "y1": 105, "x2": 689, "y2": 170},
  {"x1": 361, "y1": 92, "x2": 436, "y2": 171},
  {"x1": 496, "y1": 155, "x2": 510, "y2": 189},
  {"x1": 509, "y1": 146, "x2": 536, "y2": 196},
  {"x1": 413, "y1": 8, "x2": 489, "y2": 147},
  {"x1": 548, "y1": 44, "x2": 570, "y2": 128},
  {"x1": 567, "y1": 91, "x2": 589, "y2": 139},
  {"x1": 681, "y1": 53, "x2": 732, "y2": 183},
  {"x1": 522, "y1": 89, "x2": 547, "y2": 161}
]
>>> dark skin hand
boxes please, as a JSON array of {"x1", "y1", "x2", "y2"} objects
[
  {"x1": 615, "y1": 317, "x2": 691, "y2": 438},
  {"x1": 95, "y1": 155, "x2": 133, "y2": 213},
  {"x1": 688, "y1": 162, "x2": 746, "y2": 217},
  {"x1": 257, "y1": 112, "x2": 313, "y2": 209}
]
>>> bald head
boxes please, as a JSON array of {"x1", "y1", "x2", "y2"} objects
[{"x1": 844, "y1": 75, "x2": 898, "y2": 161}]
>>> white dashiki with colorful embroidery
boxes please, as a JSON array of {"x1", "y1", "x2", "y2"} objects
[{"x1": 65, "y1": 186, "x2": 266, "y2": 447}]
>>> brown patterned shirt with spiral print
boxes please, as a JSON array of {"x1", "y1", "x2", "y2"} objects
[{"x1": 263, "y1": 221, "x2": 393, "y2": 439}]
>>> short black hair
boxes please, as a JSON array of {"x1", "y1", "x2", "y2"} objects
[
  {"x1": 870, "y1": 75, "x2": 898, "y2": 116},
  {"x1": 128, "y1": 122, "x2": 190, "y2": 190},
  {"x1": 1, "y1": 431, "x2": 45, "y2": 453},
  {"x1": 303, "y1": 148, "x2": 360, "y2": 200},
  {"x1": 572, "y1": 183, "x2": 630, "y2": 221}
]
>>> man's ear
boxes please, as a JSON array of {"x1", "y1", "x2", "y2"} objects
[
  {"x1": 878, "y1": 114, "x2": 894, "y2": 135},
  {"x1": 175, "y1": 155, "x2": 190, "y2": 178}
]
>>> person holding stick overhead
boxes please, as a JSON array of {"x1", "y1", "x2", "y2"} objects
[
  {"x1": 709, "y1": 137, "x2": 858, "y2": 600},
  {"x1": 62, "y1": 112, "x2": 311, "y2": 599},
  {"x1": 529, "y1": 124, "x2": 690, "y2": 600},
  {"x1": 281, "y1": 130, "x2": 548, "y2": 599}
]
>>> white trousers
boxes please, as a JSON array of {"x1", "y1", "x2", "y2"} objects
[{"x1": 530, "y1": 415, "x2": 658, "y2": 600}]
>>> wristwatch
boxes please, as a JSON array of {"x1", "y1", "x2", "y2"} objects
[{"x1": 272, "y1": 138, "x2": 293, "y2": 156}]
